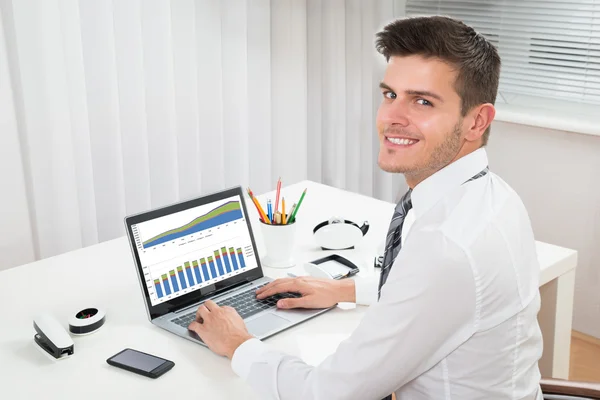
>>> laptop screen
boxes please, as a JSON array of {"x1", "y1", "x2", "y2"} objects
[{"x1": 129, "y1": 192, "x2": 260, "y2": 308}]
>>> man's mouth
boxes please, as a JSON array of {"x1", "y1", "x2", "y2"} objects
[{"x1": 386, "y1": 137, "x2": 419, "y2": 146}]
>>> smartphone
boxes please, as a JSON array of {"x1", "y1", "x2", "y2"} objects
[{"x1": 106, "y1": 348, "x2": 175, "y2": 379}]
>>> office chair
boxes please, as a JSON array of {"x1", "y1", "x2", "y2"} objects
[
  {"x1": 388, "y1": 379, "x2": 600, "y2": 399},
  {"x1": 541, "y1": 378, "x2": 600, "y2": 399}
]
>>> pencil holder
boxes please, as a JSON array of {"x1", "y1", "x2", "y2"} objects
[{"x1": 259, "y1": 218, "x2": 296, "y2": 268}]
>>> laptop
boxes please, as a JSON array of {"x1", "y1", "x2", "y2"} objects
[{"x1": 124, "y1": 186, "x2": 332, "y2": 346}]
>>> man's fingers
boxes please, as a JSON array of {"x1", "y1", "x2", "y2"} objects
[
  {"x1": 196, "y1": 304, "x2": 210, "y2": 322},
  {"x1": 204, "y1": 300, "x2": 219, "y2": 312},
  {"x1": 256, "y1": 281, "x2": 302, "y2": 299},
  {"x1": 256, "y1": 278, "x2": 294, "y2": 295},
  {"x1": 277, "y1": 296, "x2": 309, "y2": 309},
  {"x1": 188, "y1": 320, "x2": 204, "y2": 333}
]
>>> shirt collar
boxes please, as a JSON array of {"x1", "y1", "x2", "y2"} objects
[{"x1": 410, "y1": 148, "x2": 489, "y2": 219}]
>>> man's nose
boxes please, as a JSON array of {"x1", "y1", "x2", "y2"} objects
[{"x1": 378, "y1": 101, "x2": 410, "y2": 127}]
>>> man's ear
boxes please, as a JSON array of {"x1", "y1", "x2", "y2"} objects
[{"x1": 465, "y1": 104, "x2": 495, "y2": 143}]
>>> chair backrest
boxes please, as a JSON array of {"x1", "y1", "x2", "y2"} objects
[{"x1": 541, "y1": 379, "x2": 600, "y2": 400}]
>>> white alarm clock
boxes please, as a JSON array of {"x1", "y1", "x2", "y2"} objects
[{"x1": 313, "y1": 217, "x2": 369, "y2": 250}]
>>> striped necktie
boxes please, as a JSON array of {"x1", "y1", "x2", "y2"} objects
[
  {"x1": 378, "y1": 166, "x2": 490, "y2": 298},
  {"x1": 377, "y1": 189, "x2": 413, "y2": 298},
  {"x1": 378, "y1": 167, "x2": 489, "y2": 400}
]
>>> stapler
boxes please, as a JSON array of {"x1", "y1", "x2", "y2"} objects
[{"x1": 33, "y1": 314, "x2": 74, "y2": 360}]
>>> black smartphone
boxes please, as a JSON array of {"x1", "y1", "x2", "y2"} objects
[{"x1": 106, "y1": 348, "x2": 175, "y2": 379}]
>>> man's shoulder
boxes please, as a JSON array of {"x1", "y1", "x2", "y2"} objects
[{"x1": 414, "y1": 172, "x2": 533, "y2": 251}]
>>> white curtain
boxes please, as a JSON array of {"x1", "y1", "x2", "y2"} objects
[
  {"x1": 306, "y1": 0, "x2": 407, "y2": 201},
  {"x1": 0, "y1": 0, "x2": 405, "y2": 269}
]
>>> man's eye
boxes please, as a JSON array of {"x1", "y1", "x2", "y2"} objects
[
  {"x1": 383, "y1": 91, "x2": 396, "y2": 100},
  {"x1": 416, "y1": 98, "x2": 432, "y2": 107}
]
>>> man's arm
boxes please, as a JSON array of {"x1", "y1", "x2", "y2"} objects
[
  {"x1": 255, "y1": 276, "x2": 356, "y2": 308},
  {"x1": 230, "y1": 230, "x2": 477, "y2": 399},
  {"x1": 187, "y1": 276, "x2": 359, "y2": 359},
  {"x1": 255, "y1": 270, "x2": 379, "y2": 308}
]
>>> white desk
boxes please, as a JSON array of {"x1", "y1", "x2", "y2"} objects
[{"x1": 0, "y1": 180, "x2": 577, "y2": 398}]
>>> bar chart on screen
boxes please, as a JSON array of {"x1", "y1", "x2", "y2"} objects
[
  {"x1": 149, "y1": 242, "x2": 253, "y2": 304},
  {"x1": 132, "y1": 195, "x2": 260, "y2": 306}
]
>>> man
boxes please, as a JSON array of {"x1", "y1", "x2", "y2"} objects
[{"x1": 189, "y1": 16, "x2": 543, "y2": 399}]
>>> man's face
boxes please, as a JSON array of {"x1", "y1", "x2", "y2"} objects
[{"x1": 376, "y1": 55, "x2": 466, "y2": 180}]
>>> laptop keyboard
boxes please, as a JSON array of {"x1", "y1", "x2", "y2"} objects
[{"x1": 171, "y1": 284, "x2": 302, "y2": 329}]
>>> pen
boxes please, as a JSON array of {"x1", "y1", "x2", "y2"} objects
[
  {"x1": 267, "y1": 199, "x2": 273, "y2": 223},
  {"x1": 334, "y1": 269, "x2": 359, "y2": 280}
]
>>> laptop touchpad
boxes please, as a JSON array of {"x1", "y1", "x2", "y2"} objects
[{"x1": 246, "y1": 314, "x2": 290, "y2": 337}]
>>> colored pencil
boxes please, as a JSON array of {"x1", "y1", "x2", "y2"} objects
[
  {"x1": 247, "y1": 188, "x2": 270, "y2": 224},
  {"x1": 246, "y1": 190, "x2": 261, "y2": 221},
  {"x1": 286, "y1": 203, "x2": 297, "y2": 224},
  {"x1": 288, "y1": 189, "x2": 307, "y2": 223},
  {"x1": 282, "y1": 197, "x2": 286, "y2": 225},
  {"x1": 274, "y1": 177, "x2": 282, "y2": 213}
]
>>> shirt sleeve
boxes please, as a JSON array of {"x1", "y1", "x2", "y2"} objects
[
  {"x1": 231, "y1": 229, "x2": 477, "y2": 400},
  {"x1": 354, "y1": 275, "x2": 379, "y2": 306}
]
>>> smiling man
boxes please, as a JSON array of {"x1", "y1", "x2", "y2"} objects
[{"x1": 189, "y1": 16, "x2": 544, "y2": 399}]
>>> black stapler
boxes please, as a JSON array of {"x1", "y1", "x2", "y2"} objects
[{"x1": 33, "y1": 314, "x2": 74, "y2": 360}]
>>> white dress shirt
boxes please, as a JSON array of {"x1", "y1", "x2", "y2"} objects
[{"x1": 232, "y1": 148, "x2": 544, "y2": 400}]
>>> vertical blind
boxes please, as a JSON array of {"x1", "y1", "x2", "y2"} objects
[{"x1": 406, "y1": 0, "x2": 600, "y2": 105}]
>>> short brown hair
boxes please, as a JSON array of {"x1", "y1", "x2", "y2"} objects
[{"x1": 375, "y1": 16, "x2": 500, "y2": 146}]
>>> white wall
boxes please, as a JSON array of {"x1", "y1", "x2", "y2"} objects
[{"x1": 487, "y1": 121, "x2": 600, "y2": 338}]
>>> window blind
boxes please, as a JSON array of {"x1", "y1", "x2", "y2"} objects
[{"x1": 406, "y1": 0, "x2": 600, "y2": 105}]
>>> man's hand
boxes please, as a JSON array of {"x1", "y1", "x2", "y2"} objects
[
  {"x1": 188, "y1": 300, "x2": 253, "y2": 359},
  {"x1": 256, "y1": 276, "x2": 356, "y2": 309}
]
